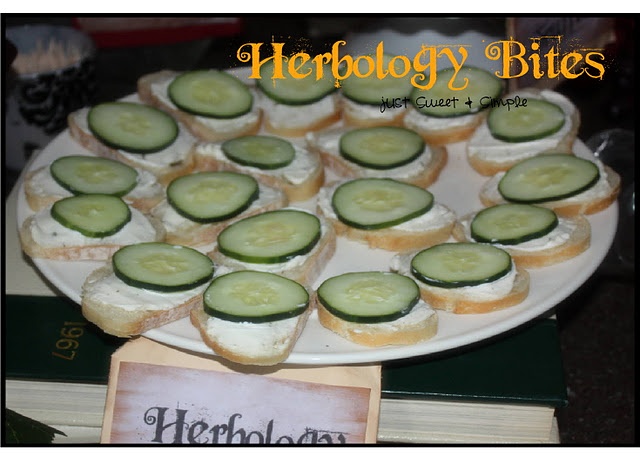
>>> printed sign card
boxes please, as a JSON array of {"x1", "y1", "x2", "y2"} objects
[{"x1": 101, "y1": 337, "x2": 381, "y2": 444}]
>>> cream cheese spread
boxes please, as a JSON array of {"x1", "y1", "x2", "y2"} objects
[
  {"x1": 342, "y1": 96, "x2": 402, "y2": 123},
  {"x1": 403, "y1": 105, "x2": 480, "y2": 132},
  {"x1": 317, "y1": 182, "x2": 456, "y2": 233},
  {"x1": 467, "y1": 90, "x2": 577, "y2": 163},
  {"x1": 29, "y1": 206, "x2": 159, "y2": 248},
  {"x1": 256, "y1": 90, "x2": 339, "y2": 129},
  {"x1": 194, "y1": 141, "x2": 320, "y2": 186},
  {"x1": 391, "y1": 253, "x2": 517, "y2": 300},
  {"x1": 349, "y1": 300, "x2": 437, "y2": 335}
]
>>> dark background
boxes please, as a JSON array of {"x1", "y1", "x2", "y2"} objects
[{"x1": 3, "y1": 15, "x2": 635, "y2": 444}]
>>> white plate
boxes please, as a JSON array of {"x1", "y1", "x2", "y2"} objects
[{"x1": 16, "y1": 113, "x2": 617, "y2": 366}]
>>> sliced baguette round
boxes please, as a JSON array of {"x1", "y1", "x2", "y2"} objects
[
  {"x1": 193, "y1": 141, "x2": 325, "y2": 202},
  {"x1": 341, "y1": 95, "x2": 406, "y2": 128},
  {"x1": 478, "y1": 164, "x2": 621, "y2": 217},
  {"x1": 466, "y1": 89, "x2": 581, "y2": 176},
  {"x1": 314, "y1": 294, "x2": 438, "y2": 347},
  {"x1": 403, "y1": 107, "x2": 489, "y2": 146},
  {"x1": 81, "y1": 263, "x2": 205, "y2": 338},
  {"x1": 305, "y1": 127, "x2": 448, "y2": 189},
  {"x1": 190, "y1": 301, "x2": 311, "y2": 366},
  {"x1": 19, "y1": 208, "x2": 166, "y2": 261},
  {"x1": 137, "y1": 70, "x2": 263, "y2": 142},
  {"x1": 316, "y1": 183, "x2": 457, "y2": 253},
  {"x1": 452, "y1": 211, "x2": 591, "y2": 268},
  {"x1": 23, "y1": 164, "x2": 165, "y2": 214},
  {"x1": 67, "y1": 108, "x2": 196, "y2": 186},
  {"x1": 207, "y1": 212, "x2": 337, "y2": 287}
]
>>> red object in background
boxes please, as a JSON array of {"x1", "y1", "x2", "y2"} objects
[{"x1": 71, "y1": 17, "x2": 244, "y2": 48}]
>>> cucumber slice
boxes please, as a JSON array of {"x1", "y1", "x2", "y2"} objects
[
  {"x1": 470, "y1": 203, "x2": 559, "y2": 245},
  {"x1": 221, "y1": 135, "x2": 296, "y2": 170},
  {"x1": 317, "y1": 271, "x2": 420, "y2": 324},
  {"x1": 411, "y1": 242, "x2": 512, "y2": 289},
  {"x1": 167, "y1": 171, "x2": 259, "y2": 223},
  {"x1": 50, "y1": 155, "x2": 138, "y2": 197},
  {"x1": 203, "y1": 270, "x2": 309, "y2": 323},
  {"x1": 331, "y1": 178, "x2": 434, "y2": 230},
  {"x1": 498, "y1": 154, "x2": 600, "y2": 203},
  {"x1": 88, "y1": 102, "x2": 179, "y2": 153},
  {"x1": 51, "y1": 194, "x2": 131, "y2": 238},
  {"x1": 339, "y1": 126, "x2": 425, "y2": 170},
  {"x1": 256, "y1": 59, "x2": 336, "y2": 105},
  {"x1": 488, "y1": 98, "x2": 565, "y2": 142},
  {"x1": 168, "y1": 70, "x2": 253, "y2": 118},
  {"x1": 217, "y1": 209, "x2": 321, "y2": 264},
  {"x1": 341, "y1": 53, "x2": 414, "y2": 105},
  {"x1": 112, "y1": 242, "x2": 214, "y2": 292},
  {"x1": 410, "y1": 66, "x2": 503, "y2": 117}
]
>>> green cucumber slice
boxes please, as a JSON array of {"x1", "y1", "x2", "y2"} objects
[
  {"x1": 217, "y1": 209, "x2": 321, "y2": 264},
  {"x1": 221, "y1": 135, "x2": 296, "y2": 170},
  {"x1": 88, "y1": 102, "x2": 179, "y2": 153},
  {"x1": 168, "y1": 70, "x2": 253, "y2": 118},
  {"x1": 498, "y1": 154, "x2": 600, "y2": 203},
  {"x1": 339, "y1": 126, "x2": 425, "y2": 170},
  {"x1": 50, "y1": 155, "x2": 138, "y2": 197},
  {"x1": 256, "y1": 59, "x2": 336, "y2": 105},
  {"x1": 331, "y1": 178, "x2": 434, "y2": 230},
  {"x1": 112, "y1": 242, "x2": 214, "y2": 292},
  {"x1": 470, "y1": 203, "x2": 559, "y2": 245},
  {"x1": 167, "y1": 171, "x2": 259, "y2": 223},
  {"x1": 488, "y1": 98, "x2": 565, "y2": 142},
  {"x1": 410, "y1": 66, "x2": 503, "y2": 118},
  {"x1": 51, "y1": 194, "x2": 131, "y2": 238},
  {"x1": 317, "y1": 271, "x2": 420, "y2": 323},
  {"x1": 341, "y1": 53, "x2": 414, "y2": 105},
  {"x1": 411, "y1": 242, "x2": 512, "y2": 289},
  {"x1": 203, "y1": 270, "x2": 309, "y2": 323}
]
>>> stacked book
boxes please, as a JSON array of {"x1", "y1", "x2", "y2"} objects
[{"x1": 5, "y1": 295, "x2": 566, "y2": 444}]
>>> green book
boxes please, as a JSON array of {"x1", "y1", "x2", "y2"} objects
[
  {"x1": 381, "y1": 318, "x2": 569, "y2": 407},
  {"x1": 4, "y1": 295, "x2": 126, "y2": 383}
]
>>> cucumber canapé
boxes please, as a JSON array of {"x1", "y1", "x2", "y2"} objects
[
  {"x1": 488, "y1": 98, "x2": 565, "y2": 142},
  {"x1": 411, "y1": 242, "x2": 513, "y2": 289},
  {"x1": 341, "y1": 53, "x2": 415, "y2": 105},
  {"x1": 317, "y1": 271, "x2": 420, "y2": 324},
  {"x1": 339, "y1": 126, "x2": 425, "y2": 170},
  {"x1": 221, "y1": 135, "x2": 296, "y2": 170},
  {"x1": 410, "y1": 66, "x2": 503, "y2": 118},
  {"x1": 50, "y1": 155, "x2": 138, "y2": 197},
  {"x1": 167, "y1": 171, "x2": 259, "y2": 223},
  {"x1": 88, "y1": 102, "x2": 179, "y2": 154},
  {"x1": 51, "y1": 194, "x2": 132, "y2": 238},
  {"x1": 203, "y1": 270, "x2": 309, "y2": 323},
  {"x1": 256, "y1": 59, "x2": 336, "y2": 105},
  {"x1": 331, "y1": 178, "x2": 434, "y2": 230},
  {"x1": 217, "y1": 209, "x2": 322, "y2": 264},
  {"x1": 470, "y1": 203, "x2": 559, "y2": 245},
  {"x1": 112, "y1": 242, "x2": 214, "y2": 292},
  {"x1": 498, "y1": 154, "x2": 600, "y2": 203},
  {"x1": 168, "y1": 70, "x2": 254, "y2": 118}
]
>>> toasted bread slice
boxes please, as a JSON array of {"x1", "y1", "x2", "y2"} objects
[
  {"x1": 19, "y1": 205, "x2": 165, "y2": 262},
  {"x1": 341, "y1": 95, "x2": 407, "y2": 128},
  {"x1": 23, "y1": 163, "x2": 165, "y2": 213},
  {"x1": 316, "y1": 181, "x2": 457, "y2": 253},
  {"x1": 391, "y1": 252, "x2": 530, "y2": 314},
  {"x1": 403, "y1": 108, "x2": 489, "y2": 147},
  {"x1": 314, "y1": 295, "x2": 438, "y2": 347},
  {"x1": 190, "y1": 297, "x2": 312, "y2": 366},
  {"x1": 81, "y1": 262, "x2": 207, "y2": 338},
  {"x1": 478, "y1": 163, "x2": 621, "y2": 217},
  {"x1": 452, "y1": 211, "x2": 591, "y2": 268},
  {"x1": 193, "y1": 139, "x2": 325, "y2": 202},
  {"x1": 466, "y1": 89, "x2": 581, "y2": 176},
  {"x1": 151, "y1": 183, "x2": 288, "y2": 248},
  {"x1": 67, "y1": 107, "x2": 197, "y2": 186},
  {"x1": 137, "y1": 70, "x2": 263, "y2": 142},
  {"x1": 305, "y1": 127, "x2": 447, "y2": 189}
]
